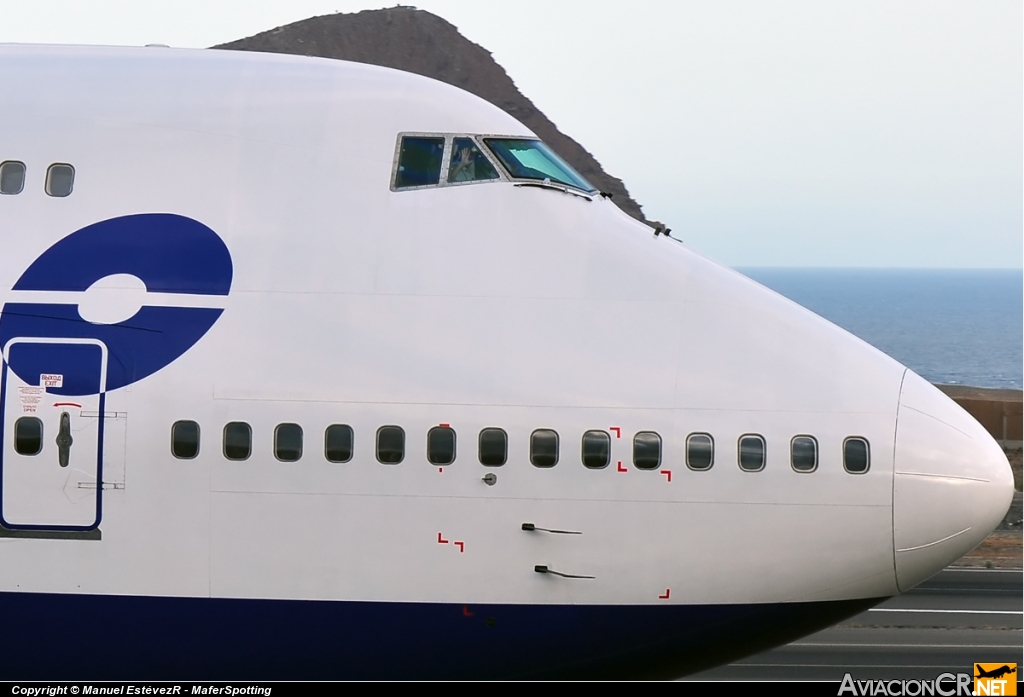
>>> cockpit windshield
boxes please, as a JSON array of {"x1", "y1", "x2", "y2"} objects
[{"x1": 483, "y1": 139, "x2": 596, "y2": 192}]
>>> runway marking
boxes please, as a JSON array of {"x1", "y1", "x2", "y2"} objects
[
  {"x1": 869, "y1": 608, "x2": 1022, "y2": 615},
  {"x1": 913, "y1": 587, "x2": 1020, "y2": 592},
  {"x1": 722, "y1": 663, "x2": 990, "y2": 669},
  {"x1": 790, "y1": 643, "x2": 1024, "y2": 649}
]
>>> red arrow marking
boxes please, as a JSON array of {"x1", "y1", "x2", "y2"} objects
[
  {"x1": 610, "y1": 427, "x2": 621, "y2": 438},
  {"x1": 661, "y1": 470, "x2": 672, "y2": 482},
  {"x1": 463, "y1": 605, "x2": 473, "y2": 617},
  {"x1": 454, "y1": 541, "x2": 464, "y2": 553},
  {"x1": 437, "y1": 533, "x2": 449, "y2": 544},
  {"x1": 617, "y1": 460, "x2": 627, "y2": 473},
  {"x1": 53, "y1": 402, "x2": 82, "y2": 408},
  {"x1": 659, "y1": 589, "x2": 671, "y2": 600}
]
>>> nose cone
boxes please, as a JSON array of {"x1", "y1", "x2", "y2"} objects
[{"x1": 893, "y1": 371, "x2": 1014, "y2": 591}]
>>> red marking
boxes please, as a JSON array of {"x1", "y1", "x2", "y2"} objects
[
  {"x1": 440, "y1": 423, "x2": 450, "y2": 428},
  {"x1": 463, "y1": 605, "x2": 473, "y2": 617},
  {"x1": 454, "y1": 541, "x2": 464, "y2": 553},
  {"x1": 438, "y1": 468, "x2": 443, "y2": 473},
  {"x1": 437, "y1": 533, "x2": 449, "y2": 544},
  {"x1": 610, "y1": 427, "x2": 621, "y2": 438},
  {"x1": 52, "y1": 402, "x2": 82, "y2": 408},
  {"x1": 659, "y1": 589, "x2": 671, "y2": 600},
  {"x1": 661, "y1": 470, "x2": 672, "y2": 482},
  {"x1": 617, "y1": 460, "x2": 627, "y2": 473}
]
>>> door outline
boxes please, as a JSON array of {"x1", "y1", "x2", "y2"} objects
[{"x1": 0, "y1": 337, "x2": 108, "y2": 532}]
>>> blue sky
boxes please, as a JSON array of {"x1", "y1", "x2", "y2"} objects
[{"x1": 1, "y1": 1, "x2": 1020, "y2": 267}]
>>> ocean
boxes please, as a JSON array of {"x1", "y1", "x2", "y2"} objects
[{"x1": 738, "y1": 268, "x2": 1023, "y2": 391}]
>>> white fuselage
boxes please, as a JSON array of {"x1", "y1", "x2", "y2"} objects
[{"x1": 0, "y1": 44, "x2": 1012, "y2": 679}]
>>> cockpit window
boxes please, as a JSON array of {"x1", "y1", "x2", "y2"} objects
[
  {"x1": 448, "y1": 138, "x2": 499, "y2": 183},
  {"x1": 394, "y1": 136, "x2": 445, "y2": 189},
  {"x1": 483, "y1": 138, "x2": 595, "y2": 192}
]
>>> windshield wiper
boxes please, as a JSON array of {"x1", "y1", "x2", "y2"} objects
[{"x1": 513, "y1": 181, "x2": 593, "y2": 201}]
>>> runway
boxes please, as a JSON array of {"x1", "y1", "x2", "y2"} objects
[{"x1": 687, "y1": 568, "x2": 1022, "y2": 681}]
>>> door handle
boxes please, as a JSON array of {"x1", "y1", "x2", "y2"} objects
[{"x1": 55, "y1": 411, "x2": 73, "y2": 467}]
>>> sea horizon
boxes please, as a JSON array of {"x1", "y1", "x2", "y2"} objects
[{"x1": 736, "y1": 267, "x2": 1023, "y2": 391}]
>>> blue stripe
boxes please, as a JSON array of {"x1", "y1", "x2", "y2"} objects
[{"x1": 0, "y1": 591, "x2": 882, "y2": 679}]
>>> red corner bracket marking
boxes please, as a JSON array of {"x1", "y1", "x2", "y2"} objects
[
  {"x1": 610, "y1": 427, "x2": 621, "y2": 438},
  {"x1": 661, "y1": 470, "x2": 672, "y2": 482},
  {"x1": 659, "y1": 589, "x2": 671, "y2": 600},
  {"x1": 617, "y1": 460, "x2": 627, "y2": 473},
  {"x1": 437, "y1": 532, "x2": 449, "y2": 544},
  {"x1": 454, "y1": 541, "x2": 465, "y2": 553},
  {"x1": 463, "y1": 605, "x2": 474, "y2": 616}
]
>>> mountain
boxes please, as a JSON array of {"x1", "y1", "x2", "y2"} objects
[{"x1": 214, "y1": 7, "x2": 650, "y2": 224}]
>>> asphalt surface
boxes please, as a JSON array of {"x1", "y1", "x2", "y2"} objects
[{"x1": 688, "y1": 568, "x2": 1023, "y2": 681}]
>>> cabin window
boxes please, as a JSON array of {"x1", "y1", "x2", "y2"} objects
[
  {"x1": 530, "y1": 429, "x2": 559, "y2": 468},
  {"x1": 45, "y1": 163, "x2": 74, "y2": 197},
  {"x1": 448, "y1": 138, "x2": 499, "y2": 183},
  {"x1": 844, "y1": 437, "x2": 870, "y2": 474},
  {"x1": 14, "y1": 417, "x2": 42, "y2": 456},
  {"x1": 738, "y1": 434, "x2": 765, "y2": 472},
  {"x1": 427, "y1": 426, "x2": 456, "y2": 465},
  {"x1": 633, "y1": 431, "x2": 662, "y2": 470},
  {"x1": 325, "y1": 424, "x2": 354, "y2": 463},
  {"x1": 581, "y1": 430, "x2": 610, "y2": 469},
  {"x1": 223, "y1": 422, "x2": 252, "y2": 461},
  {"x1": 394, "y1": 136, "x2": 444, "y2": 189},
  {"x1": 478, "y1": 428, "x2": 507, "y2": 466},
  {"x1": 171, "y1": 420, "x2": 200, "y2": 459},
  {"x1": 686, "y1": 433, "x2": 714, "y2": 471},
  {"x1": 483, "y1": 138, "x2": 596, "y2": 191},
  {"x1": 791, "y1": 436, "x2": 817, "y2": 473},
  {"x1": 377, "y1": 425, "x2": 405, "y2": 464},
  {"x1": 0, "y1": 161, "x2": 25, "y2": 195},
  {"x1": 275, "y1": 423, "x2": 303, "y2": 462}
]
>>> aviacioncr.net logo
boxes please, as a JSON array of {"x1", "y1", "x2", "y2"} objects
[{"x1": 839, "y1": 673, "x2": 973, "y2": 696}]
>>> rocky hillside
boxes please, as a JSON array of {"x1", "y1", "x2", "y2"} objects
[{"x1": 214, "y1": 7, "x2": 650, "y2": 224}]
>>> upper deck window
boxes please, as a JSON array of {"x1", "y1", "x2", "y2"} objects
[
  {"x1": 448, "y1": 138, "x2": 499, "y2": 183},
  {"x1": 394, "y1": 137, "x2": 444, "y2": 189},
  {"x1": 530, "y1": 429, "x2": 559, "y2": 468},
  {"x1": 45, "y1": 163, "x2": 74, "y2": 197},
  {"x1": 275, "y1": 423, "x2": 303, "y2": 462},
  {"x1": 484, "y1": 138, "x2": 595, "y2": 192},
  {"x1": 223, "y1": 422, "x2": 252, "y2": 461},
  {"x1": 172, "y1": 420, "x2": 200, "y2": 460},
  {"x1": 479, "y1": 428, "x2": 507, "y2": 467},
  {"x1": 377, "y1": 425, "x2": 405, "y2": 464},
  {"x1": 686, "y1": 433, "x2": 714, "y2": 471},
  {"x1": 581, "y1": 430, "x2": 610, "y2": 469},
  {"x1": 844, "y1": 437, "x2": 870, "y2": 474},
  {"x1": 0, "y1": 161, "x2": 25, "y2": 195},
  {"x1": 738, "y1": 434, "x2": 765, "y2": 472},
  {"x1": 790, "y1": 436, "x2": 817, "y2": 473},
  {"x1": 633, "y1": 431, "x2": 662, "y2": 470},
  {"x1": 325, "y1": 424, "x2": 353, "y2": 463},
  {"x1": 427, "y1": 426, "x2": 456, "y2": 466}
]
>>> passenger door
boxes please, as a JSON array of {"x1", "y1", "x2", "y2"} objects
[{"x1": 0, "y1": 338, "x2": 106, "y2": 531}]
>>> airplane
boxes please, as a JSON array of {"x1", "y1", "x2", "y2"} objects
[
  {"x1": 976, "y1": 665, "x2": 1017, "y2": 680},
  {"x1": 0, "y1": 43, "x2": 1013, "y2": 680}
]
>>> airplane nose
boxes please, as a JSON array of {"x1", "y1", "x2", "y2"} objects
[{"x1": 892, "y1": 371, "x2": 1015, "y2": 591}]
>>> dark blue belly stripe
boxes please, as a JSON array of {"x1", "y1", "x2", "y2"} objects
[{"x1": 0, "y1": 592, "x2": 883, "y2": 679}]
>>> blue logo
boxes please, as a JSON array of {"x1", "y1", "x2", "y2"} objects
[{"x1": 0, "y1": 214, "x2": 233, "y2": 395}]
